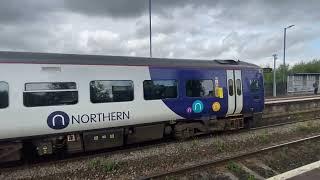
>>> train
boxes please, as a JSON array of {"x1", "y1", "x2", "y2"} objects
[{"x1": 0, "y1": 51, "x2": 264, "y2": 162}]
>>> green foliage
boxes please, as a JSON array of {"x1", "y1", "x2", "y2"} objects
[
  {"x1": 227, "y1": 161, "x2": 256, "y2": 180},
  {"x1": 263, "y1": 59, "x2": 320, "y2": 85},
  {"x1": 102, "y1": 161, "x2": 119, "y2": 173},
  {"x1": 248, "y1": 174, "x2": 256, "y2": 180},
  {"x1": 289, "y1": 59, "x2": 320, "y2": 74},
  {"x1": 89, "y1": 159, "x2": 119, "y2": 173},
  {"x1": 296, "y1": 122, "x2": 320, "y2": 133},
  {"x1": 191, "y1": 138, "x2": 199, "y2": 147},
  {"x1": 263, "y1": 64, "x2": 289, "y2": 84},
  {"x1": 257, "y1": 132, "x2": 270, "y2": 143},
  {"x1": 227, "y1": 161, "x2": 242, "y2": 173},
  {"x1": 214, "y1": 139, "x2": 226, "y2": 152},
  {"x1": 89, "y1": 159, "x2": 101, "y2": 169}
]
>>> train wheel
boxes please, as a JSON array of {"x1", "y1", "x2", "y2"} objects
[{"x1": 174, "y1": 127, "x2": 195, "y2": 140}]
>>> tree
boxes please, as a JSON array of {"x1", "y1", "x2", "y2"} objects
[
  {"x1": 289, "y1": 59, "x2": 320, "y2": 74},
  {"x1": 263, "y1": 59, "x2": 320, "y2": 96}
]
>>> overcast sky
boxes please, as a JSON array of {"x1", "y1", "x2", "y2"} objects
[{"x1": 0, "y1": 0, "x2": 319, "y2": 67}]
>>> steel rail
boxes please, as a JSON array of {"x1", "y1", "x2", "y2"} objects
[{"x1": 139, "y1": 134, "x2": 320, "y2": 180}]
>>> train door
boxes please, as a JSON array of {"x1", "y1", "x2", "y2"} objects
[{"x1": 226, "y1": 70, "x2": 243, "y2": 115}]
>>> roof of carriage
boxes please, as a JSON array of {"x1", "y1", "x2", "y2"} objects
[{"x1": 0, "y1": 51, "x2": 260, "y2": 69}]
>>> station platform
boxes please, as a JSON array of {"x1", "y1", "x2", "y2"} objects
[{"x1": 267, "y1": 161, "x2": 320, "y2": 180}]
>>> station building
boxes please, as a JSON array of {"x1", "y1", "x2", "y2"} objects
[{"x1": 287, "y1": 73, "x2": 320, "y2": 94}]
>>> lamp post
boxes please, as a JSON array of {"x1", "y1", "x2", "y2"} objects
[
  {"x1": 149, "y1": 0, "x2": 152, "y2": 57},
  {"x1": 272, "y1": 54, "x2": 277, "y2": 97},
  {"x1": 283, "y1": 24, "x2": 294, "y2": 93}
]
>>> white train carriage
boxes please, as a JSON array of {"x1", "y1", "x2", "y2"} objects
[{"x1": 0, "y1": 51, "x2": 263, "y2": 162}]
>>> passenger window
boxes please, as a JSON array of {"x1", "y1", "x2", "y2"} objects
[
  {"x1": 236, "y1": 79, "x2": 242, "y2": 95},
  {"x1": 24, "y1": 82, "x2": 78, "y2": 107},
  {"x1": 250, "y1": 79, "x2": 260, "y2": 92},
  {"x1": 90, "y1": 80, "x2": 134, "y2": 103},
  {"x1": 25, "y1": 82, "x2": 76, "y2": 91},
  {"x1": 228, "y1": 79, "x2": 234, "y2": 96},
  {"x1": 0, "y1": 82, "x2": 9, "y2": 109},
  {"x1": 143, "y1": 80, "x2": 177, "y2": 100},
  {"x1": 186, "y1": 80, "x2": 214, "y2": 97}
]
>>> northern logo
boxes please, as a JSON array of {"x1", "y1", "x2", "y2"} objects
[
  {"x1": 47, "y1": 111, "x2": 130, "y2": 130},
  {"x1": 192, "y1": 100, "x2": 204, "y2": 113},
  {"x1": 47, "y1": 111, "x2": 70, "y2": 130}
]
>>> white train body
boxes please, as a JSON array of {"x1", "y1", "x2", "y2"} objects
[
  {"x1": 0, "y1": 51, "x2": 264, "y2": 162},
  {"x1": 0, "y1": 63, "x2": 181, "y2": 140}
]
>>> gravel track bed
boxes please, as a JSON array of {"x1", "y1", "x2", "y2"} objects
[
  {"x1": 175, "y1": 138, "x2": 320, "y2": 180},
  {"x1": 1, "y1": 120, "x2": 320, "y2": 180}
]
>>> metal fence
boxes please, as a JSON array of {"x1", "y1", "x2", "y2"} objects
[{"x1": 264, "y1": 82, "x2": 287, "y2": 97}]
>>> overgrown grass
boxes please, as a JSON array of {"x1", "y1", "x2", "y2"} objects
[
  {"x1": 227, "y1": 161, "x2": 242, "y2": 174},
  {"x1": 191, "y1": 138, "x2": 199, "y2": 147},
  {"x1": 227, "y1": 161, "x2": 256, "y2": 180},
  {"x1": 89, "y1": 159, "x2": 120, "y2": 173},
  {"x1": 257, "y1": 133, "x2": 270, "y2": 143},
  {"x1": 248, "y1": 174, "x2": 256, "y2": 180},
  {"x1": 295, "y1": 123, "x2": 320, "y2": 133},
  {"x1": 213, "y1": 139, "x2": 226, "y2": 153}
]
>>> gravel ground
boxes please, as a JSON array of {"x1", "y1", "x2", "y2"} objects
[
  {"x1": 1, "y1": 120, "x2": 320, "y2": 180},
  {"x1": 175, "y1": 139, "x2": 320, "y2": 180}
]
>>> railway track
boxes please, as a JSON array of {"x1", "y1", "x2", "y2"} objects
[
  {"x1": 139, "y1": 134, "x2": 320, "y2": 180},
  {"x1": 1, "y1": 117, "x2": 317, "y2": 172}
]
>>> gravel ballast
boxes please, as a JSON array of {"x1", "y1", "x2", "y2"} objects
[{"x1": 1, "y1": 120, "x2": 320, "y2": 180}]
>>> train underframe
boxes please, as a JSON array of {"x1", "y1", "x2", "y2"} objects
[{"x1": 0, "y1": 113, "x2": 262, "y2": 164}]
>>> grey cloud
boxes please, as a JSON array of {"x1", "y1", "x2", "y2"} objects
[
  {"x1": 0, "y1": 25, "x2": 52, "y2": 51},
  {"x1": 63, "y1": 0, "x2": 218, "y2": 18},
  {"x1": 0, "y1": 0, "x2": 61, "y2": 24},
  {"x1": 63, "y1": 0, "x2": 320, "y2": 28},
  {"x1": 0, "y1": 0, "x2": 319, "y2": 65},
  {"x1": 64, "y1": 0, "x2": 148, "y2": 18},
  {"x1": 213, "y1": 0, "x2": 320, "y2": 27}
]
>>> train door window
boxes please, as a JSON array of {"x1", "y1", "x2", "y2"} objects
[
  {"x1": 90, "y1": 80, "x2": 134, "y2": 103},
  {"x1": 236, "y1": 79, "x2": 242, "y2": 95},
  {"x1": 143, "y1": 80, "x2": 177, "y2": 100},
  {"x1": 0, "y1": 82, "x2": 9, "y2": 109},
  {"x1": 250, "y1": 79, "x2": 260, "y2": 92},
  {"x1": 228, "y1": 79, "x2": 234, "y2": 96},
  {"x1": 24, "y1": 82, "x2": 78, "y2": 107},
  {"x1": 186, "y1": 80, "x2": 214, "y2": 97}
]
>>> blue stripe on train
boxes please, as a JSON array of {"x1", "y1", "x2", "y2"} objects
[{"x1": 149, "y1": 67, "x2": 264, "y2": 120}]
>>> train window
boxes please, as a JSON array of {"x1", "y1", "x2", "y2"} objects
[
  {"x1": 90, "y1": 80, "x2": 134, "y2": 103},
  {"x1": 250, "y1": 79, "x2": 260, "y2": 92},
  {"x1": 236, "y1": 79, "x2": 242, "y2": 95},
  {"x1": 25, "y1": 82, "x2": 76, "y2": 91},
  {"x1": 186, "y1": 80, "x2": 214, "y2": 97},
  {"x1": 0, "y1": 82, "x2": 9, "y2": 109},
  {"x1": 228, "y1": 79, "x2": 234, "y2": 96},
  {"x1": 23, "y1": 82, "x2": 78, "y2": 107},
  {"x1": 143, "y1": 80, "x2": 177, "y2": 100}
]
